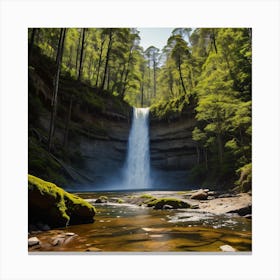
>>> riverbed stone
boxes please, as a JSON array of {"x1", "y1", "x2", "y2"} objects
[
  {"x1": 227, "y1": 204, "x2": 252, "y2": 216},
  {"x1": 190, "y1": 190, "x2": 208, "y2": 200},
  {"x1": 220, "y1": 245, "x2": 237, "y2": 252},
  {"x1": 28, "y1": 237, "x2": 40, "y2": 247},
  {"x1": 95, "y1": 196, "x2": 108, "y2": 203}
]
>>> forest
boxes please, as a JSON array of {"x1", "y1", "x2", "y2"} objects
[
  {"x1": 28, "y1": 27, "x2": 251, "y2": 191},
  {"x1": 28, "y1": 27, "x2": 252, "y2": 253}
]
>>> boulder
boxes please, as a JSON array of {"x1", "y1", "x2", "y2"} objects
[
  {"x1": 227, "y1": 204, "x2": 252, "y2": 216},
  {"x1": 190, "y1": 190, "x2": 208, "y2": 200},
  {"x1": 28, "y1": 237, "x2": 40, "y2": 247},
  {"x1": 28, "y1": 174, "x2": 96, "y2": 228},
  {"x1": 146, "y1": 198, "x2": 191, "y2": 209}
]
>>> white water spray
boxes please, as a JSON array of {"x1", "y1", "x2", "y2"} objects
[{"x1": 123, "y1": 107, "x2": 151, "y2": 189}]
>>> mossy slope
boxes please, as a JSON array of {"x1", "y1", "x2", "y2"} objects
[{"x1": 28, "y1": 174, "x2": 96, "y2": 227}]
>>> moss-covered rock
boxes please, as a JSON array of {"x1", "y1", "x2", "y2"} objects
[
  {"x1": 28, "y1": 174, "x2": 96, "y2": 228},
  {"x1": 145, "y1": 197, "x2": 191, "y2": 210}
]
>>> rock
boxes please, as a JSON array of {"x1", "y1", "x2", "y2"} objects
[
  {"x1": 162, "y1": 205, "x2": 174, "y2": 210},
  {"x1": 28, "y1": 174, "x2": 96, "y2": 228},
  {"x1": 28, "y1": 237, "x2": 40, "y2": 247},
  {"x1": 95, "y1": 196, "x2": 108, "y2": 203},
  {"x1": 64, "y1": 235, "x2": 77, "y2": 245},
  {"x1": 65, "y1": 232, "x2": 76, "y2": 236},
  {"x1": 227, "y1": 204, "x2": 252, "y2": 216},
  {"x1": 51, "y1": 237, "x2": 65, "y2": 246},
  {"x1": 190, "y1": 190, "x2": 208, "y2": 200},
  {"x1": 207, "y1": 191, "x2": 216, "y2": 196},
  {"x1": 244, "y1": 214, "x2": 252, "y2": 219},
  {"x1": 146, "y1": 198, "x2": 191, "y2": 209},
  {"x1": 190, "y1": 204, "x2": 199, "y2": 209},
  {"x1": 220, "y1": 245, "x2": 236, "y2": 252}
]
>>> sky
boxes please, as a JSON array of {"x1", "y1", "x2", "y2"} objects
[{"x1": 137, "y1": 28, "x2": 174, "y2": 52}]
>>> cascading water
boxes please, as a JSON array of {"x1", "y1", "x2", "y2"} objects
[{"x1": 123, "y1": 107, "x2": 151, "y2": 189}]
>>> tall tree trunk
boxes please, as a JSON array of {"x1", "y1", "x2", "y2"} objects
[
  {"x1": 217, "y1": 133, "x2": 224, "y2": 165},
  {"x1": 101, "y1": 30, "x2": 113, "y2": 91},
  {"x1": 211, "y1": 29, "x2": 218, "y2": 54},
  {"x1": 106, "y1": 66, "x2": 110, "y2": 91},
  {"x1": 48, "y1": 28, "x2": 66, "y2": 152},
  {"x1": 87, "y1": 53, "x2": 94, "y2": 79},
  {"x1": 204, "y1": 148, "x2": 208, "y2": 170},
  {"x1": 95, "y1": 37, "x2": 106, "y2": 87},
  {"x1": 78, "y1": 28, "x2": 86, "y2": 81},
  {"x1": 196, "y1": 146, "x2": 200, "y2": 164},
  {"x1": 178, "y1": 57, "x2": 187, "y2": 96},
  {"x1": 153, "y1": 60, "x2": 156, "y2": 97},
  {"x1": 75, "y1": 29, "x2": 82, "y2": 74},
  {"x1": 28, "y1": 28, "x2": 37, "y2": 62},
  {"x1": 121, "y1": 48, "x2": 133, "y2": 98},
  {"x1": 141, "y1": 70, "x2": 145, "y2": 106},
  {"x1": 141, "y1": 81, "x2": 144, "y2": 107},
  {"x1": 67, "y1": 45, "x2": 74, "y2": 69}
]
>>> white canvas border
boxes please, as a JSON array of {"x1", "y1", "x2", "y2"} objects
[{"x1": 0, "y1": 0, "x2": 279, "y2": 279}]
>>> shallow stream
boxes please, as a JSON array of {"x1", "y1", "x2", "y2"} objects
[{"x1": 29, "y1": 191, "x2": 252, "y2": 252}]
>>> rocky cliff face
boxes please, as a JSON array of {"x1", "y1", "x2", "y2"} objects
[
  {"x1": 149, "y1": 113, "x2": 198, "y2": 189},
  {"x1": 38, "y1": 105, "x2": 131, "y2": 190}
]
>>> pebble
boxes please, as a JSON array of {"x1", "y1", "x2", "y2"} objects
[
  {"x1": 28, "y1": 237, "x2": 40, "y2": 247},
  {"x1": 65, "y1": 232, "x2": 76, "y2": 236},
  {"x1": 220, "y1": 245, "x2": 236, "y2": 252}
]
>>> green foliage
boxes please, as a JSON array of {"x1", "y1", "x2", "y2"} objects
[
  {"x1": 235, "y1": 163, "x2": 252, "y2": 192},
  {"x1": 139, "y1": 193, "x2": 155, "y2": 199}
]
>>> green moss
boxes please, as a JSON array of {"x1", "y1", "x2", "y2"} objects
[
  {"x1": 140, "y1": 194, "x2": 155, "y2": 199},
  {"x1": 28, "y1": 174, "x2": 96, "y2": 227},
  {"x1": 145, "y1": 197, "x2": 191, "y2": 209},
  {"x1": 117, "y1": 198, "x2": 124, "y2": 204}
]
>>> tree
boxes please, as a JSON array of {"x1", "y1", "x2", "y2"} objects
[
  {"x1": 167, "y1": 35, "x2": 190, "y2": 96},
  {"x1": 47, "y1": 28, "x2": 67, "y2": 152},
  {"x1": 101, "y1": 28, "x2": 114, "y2": 90},
  {"x1": 78, "y1": 28, "x2": 86, "y2": 81},
  {"x1": 145, "y1": 46, "x2": 160, "y2": 98}
]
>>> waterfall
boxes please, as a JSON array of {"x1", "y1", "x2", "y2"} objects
[{"x1": 123, "y1": 107, "x2": 151, "y2": 189}]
